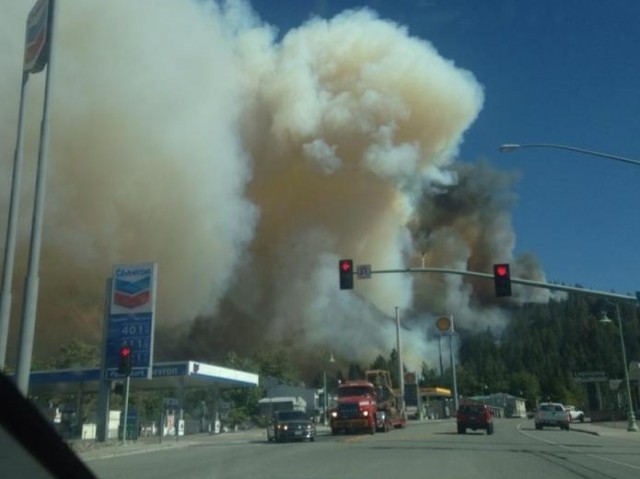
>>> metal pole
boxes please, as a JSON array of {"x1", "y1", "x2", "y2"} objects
[
  {"x1": 395, "y1": 306, "x2": 406, "y2": 419},
  {"x1": 178, "y1": 376, "x2": 184, "y2": 441},
  {"x1": 0, "y1": 73, "x2": 30, "y2": 370},
  {"x1": 14, "y1": 0, "x2": 59, "y2": 394},
  {"x1": 323, "y1": 371, "x2": 327, "y2": 426},
  {"x1": 499, "y1": 143, "x2": 640, "y2": 167},
  {"x1": 449, "y1": 315, "x2": 459, "y2": 412},
  {"x1": 438, "y1": 336, "x2": 444, "y2": 377},
  {"x1": 122, "y1": 375, "x2": 130, "y2": 443},
  {"x1": 615, "y1": 303, "x2": 639, "y2": 432},
  {"x1": 371, "y1": 266, "x2": 637, "y2": 303},
  {"x1": 96, "y1": 278, "x2": 112, "y2": 442}
]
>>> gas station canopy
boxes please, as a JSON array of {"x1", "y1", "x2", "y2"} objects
[{"x1": 27, "y1": 360, "x2": 259, "y2": 393}]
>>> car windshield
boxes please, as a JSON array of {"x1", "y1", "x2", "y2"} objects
[
  {"x1": 338, "y1": 386, "x2": 375, "y2": 398},
  {"x1": 2, "y1": 1, "x2": 639, "y2": 479},
  {"x1": 539, "y1": 404, "x2": 563, "y2": 412},
  {"x1": 275, "y1": 411, "x2": 308, "y2": 421}
]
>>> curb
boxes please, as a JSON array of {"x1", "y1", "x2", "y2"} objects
[
  {"x1": 78, "y1": 430, "x2": 268, "y2": 461},
  {"x1": 80, "y1": 440, "x2": 193, "y2": 461},
  {"x1": 570, "y1": 427, "x2": 600, "y2": 436}
]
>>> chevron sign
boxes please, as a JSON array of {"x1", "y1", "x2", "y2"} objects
[
  {"x1": 111, "y1": 264, "x2": 156, "y2": 313},
  {"x1": 106, "y1": 263, "x2": 158, "y2": 378}
]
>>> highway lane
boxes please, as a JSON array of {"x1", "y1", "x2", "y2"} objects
[
  {"x1": 87, "y1": 419, "x2": 640, "y2": 479},
  {"x1": 516, "y1": 421, "x2": 640, "y2": 478}
]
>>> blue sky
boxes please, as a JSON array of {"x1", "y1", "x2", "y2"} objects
[{"x1": 251, "y1": 0, "x2": 640, "y2": 296}]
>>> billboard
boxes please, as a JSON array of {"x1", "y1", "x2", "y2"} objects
[{"x1": 106, "y1": 263, "x2": 158, "y2": 379}]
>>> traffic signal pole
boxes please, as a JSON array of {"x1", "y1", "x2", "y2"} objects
[
  {"x1": 368, "y1": 267, "x2": 637, "y2": 302},
  {"x1": 122, "y1": 375, "x2": 130, "y2": 443}
]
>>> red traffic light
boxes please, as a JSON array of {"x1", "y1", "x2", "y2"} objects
[
  {"x1": 339, "y1": 259, "x2": 354, "y2": 290},
  {"x1": 495, "y1": 265, "x2": 508, "y2": 277},
  {"x1": 118, "y1": 346, "x2": 133, "y2": 375},
  {"x1": 493, "y1": 263, "x2": 512, "y2": 297}
]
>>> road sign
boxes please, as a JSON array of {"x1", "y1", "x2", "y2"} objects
[
  {"x1": 105, "y1": 263, "x2": 158, "y2": 379},
  {"x1": 572, "y1": 371, "x2": 607, "y2": 383},
  {"x1": 436, "y1": 316, "x2": 451, "y2": 332},
  {"x1": 609, "y1": 379, "x2": 623, "y2": 391},
  {"x1": 356, "y1": 264, "x2": 372, "y2": 279}
]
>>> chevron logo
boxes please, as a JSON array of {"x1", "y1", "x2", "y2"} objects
[{"x1": 114, "y1": 275, "x2": 151, "y2": 309}]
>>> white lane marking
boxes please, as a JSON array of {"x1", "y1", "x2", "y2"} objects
[{"x1": 516, "y1": 422, "x2": 640, "y2": 471}]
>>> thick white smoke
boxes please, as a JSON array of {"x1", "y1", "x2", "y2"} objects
[
  {"x1": 0, "y1": 1, "x2": 543, "y2": 371},
  {"x1": 1, "y1": 0, "x2": 259, "y2": 349}
]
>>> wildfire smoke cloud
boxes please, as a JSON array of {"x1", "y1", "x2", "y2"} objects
[{"x1": 0, "y1": 1, "x2": 544, "y2": 371}]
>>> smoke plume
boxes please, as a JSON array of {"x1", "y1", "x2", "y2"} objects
[{"x1": 0, "y1": 1, "x2": 547, "y2": 372}]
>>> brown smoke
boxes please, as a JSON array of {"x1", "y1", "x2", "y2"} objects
[{"x1": 0, "y1": 1, "x2": 546, "y2": 371}]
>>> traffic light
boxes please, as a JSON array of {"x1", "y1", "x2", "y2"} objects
[
  {"x1": 339, "y1": 259, "x2": 354, "y2": 290},
  {"x1": 118, "y1": 346, "x2": 133, "y2": 376},
  {"x1": 493, "y1": 263, "x2": 512, "y2": 297}
]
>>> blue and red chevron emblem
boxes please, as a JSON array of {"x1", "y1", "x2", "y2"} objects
[{"x1": 114, "y1": 275, "x2": 151, "y2": 309}]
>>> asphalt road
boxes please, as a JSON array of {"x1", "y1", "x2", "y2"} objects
[{"x1": 86, "y1": 419, "x2": 640, "y2": 479}]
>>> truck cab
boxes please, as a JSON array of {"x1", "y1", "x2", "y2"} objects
[
  {"x1": 535, "y1": 402, "x2": 570, "y2": 430},
  {"x1": 330, "y1": 380, "x2": 378, "y2": 434}
]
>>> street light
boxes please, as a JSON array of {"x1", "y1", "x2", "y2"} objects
[
  {"x1": 599, "y1": 302, "x2": 639, "y2": 432},
  {"x1": 322, "y1": 352, "x2": 335, "y2": 425},
  {"x1": 499, "y1": 143, "x2": 640, "y2": 167}
]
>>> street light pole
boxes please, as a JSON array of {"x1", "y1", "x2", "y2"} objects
[
  {"x1": 323, "y1": 352, "x2": 335, "y2": 426},
  {"x1": 499, "y1": 143, "x2": 640, "y2": 167},
  {"x1": 600, "y1": 303, "x2": 639, "y2": 432},
  {"x1": 323, "y1": 370, "x2": 327, "y2": 426},
  {"x1": 449, "y1": 315, "x2": 459, "y2": 413},
  {"x1": 395, "y1": 307, "x2": 407, "y2": 420}
]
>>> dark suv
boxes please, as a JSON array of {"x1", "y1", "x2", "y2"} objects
[{"x1": 457, "y1": 403, "x2": 494, "y2": 435}]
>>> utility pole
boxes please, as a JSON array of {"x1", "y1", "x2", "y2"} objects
[{"x1": 395, "y1": 307, "x2": 406, "y2": 420}]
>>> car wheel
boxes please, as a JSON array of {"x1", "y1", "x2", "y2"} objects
[
  {"x1": 331, "y1": 428, "x2": 338, "y2": 435},
  {"x1": 457, "y1": 425, "x2": 465, "y2": 434},
  {"x1": 535, "y1": 424, "x2": 542, "y2": 430}
]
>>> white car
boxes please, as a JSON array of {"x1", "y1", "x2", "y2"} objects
[{"x1": 565, "y1": 405, "x2": 585, "y2": 423}]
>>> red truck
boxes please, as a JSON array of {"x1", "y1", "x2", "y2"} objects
[{"x1": 329, "y1": 370, "x2": 406, "y2": 435}]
